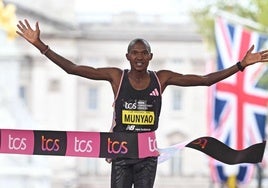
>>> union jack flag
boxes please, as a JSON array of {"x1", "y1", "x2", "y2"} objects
[{"x1": 208, "y1": 17, "x2": 268, "y2": 184}]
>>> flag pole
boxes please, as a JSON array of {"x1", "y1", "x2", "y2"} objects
[{"x1": 212, "y1": 9, "x2": 264, "y2": 31}]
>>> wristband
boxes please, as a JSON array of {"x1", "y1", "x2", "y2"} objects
[
  {"x1": 41, "y1": 45, "x2": 50, "y2": 55},
  {"x1": 236, "y1": 61, "x2": 244, "y2": 72}
]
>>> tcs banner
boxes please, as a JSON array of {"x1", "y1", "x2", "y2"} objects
[
  {"x1": 0, "y1": 129, "x2": 159, "y2": 158},
  {"x1": 0, "y1": 128, "x2": 265, "y2": 165}
]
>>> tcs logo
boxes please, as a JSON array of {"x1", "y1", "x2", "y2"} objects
[
  {"x1": 0, "y1": 129, "x2": 34, "y2": 155},
  {"x1": 1, "y1": 130, "x2": 34, "y2": 154},
  {"x1": 148, "y1": 137, "x2": 157, "y2": 152},
  {"x1": 100, "y1": 133, "x2": 138, "y2": 158},
  {"x1": 41, "y1": 135, "x2": 60, "y2": 152},
  {"x1": 107, "y1": 137, "x2": 128, "y2": 154},
  {"x1": 33, "y1": 131, "x2": 67, "y2": 155},
  {"x1": 192, "y1": 138, "x2": 208, "y2": 149},
  {"x1": 124, "y1": 101, "x2": 137, "y2": 109},
  {"x1": 8, "y1": 134, "x2": 27, "y2": 150},
  {"x1": 74, "y1": 137, "x2": 93, "y2": 152}
]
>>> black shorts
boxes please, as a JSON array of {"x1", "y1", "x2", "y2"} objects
[{"x1": 111, "y1": 157, "x2": 158, "y2": 188}]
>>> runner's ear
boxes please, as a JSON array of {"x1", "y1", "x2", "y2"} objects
[{"x1": 126, "y1": 53, "x2": 130, "y2": 61}]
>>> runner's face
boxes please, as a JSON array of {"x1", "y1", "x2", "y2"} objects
[{"x1": 126, "y1": 42, "x2": 153, "y2": 71}]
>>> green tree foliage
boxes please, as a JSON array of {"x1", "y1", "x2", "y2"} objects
[
  {"x1": 252, "y1": 0, "x2": 268, "y2": 27},
  {"x1": 191, "y1": 0, "x2": 268, "y2": 88},
  {"x1": 190, "y1": 0, "x2": 268, "y2": 48}
]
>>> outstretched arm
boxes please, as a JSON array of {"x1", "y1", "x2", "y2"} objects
[
  {"x1": 157, "y1": 45, "x2": 268, "y2": 91},
  {"x1": 16, "y1": 19, "x2": 121, "y2": 82}
]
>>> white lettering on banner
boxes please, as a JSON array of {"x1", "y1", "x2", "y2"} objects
[
  {"x1": 74, "y1": 137, "x2": 93, "y2": 152},
  {"x1": 8, "y1": 134, "x2": 27, "y2": 150},
  {"x1": 148, "y1": 137, "x2": 157, "y2": 152}
]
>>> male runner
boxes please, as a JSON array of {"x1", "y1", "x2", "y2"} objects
[{"x1": 16, "y1": 19, "x2": 268, "y2": 188}]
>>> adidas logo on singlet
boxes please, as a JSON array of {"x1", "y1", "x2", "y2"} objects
[{"x1": 149, "y1": 88, "x2": 159, "y2": 96}]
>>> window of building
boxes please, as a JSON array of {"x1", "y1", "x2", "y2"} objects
[
  {"x1": 172, "y1": 89, "x2": 182, "y2": 110},
  {"x1": 48, "y1": 79, "x2": 60, "y2": 92},
  {"x1": 88, "y1": 87, "x2": 98, "y2": 110},
  {"x1": 170, "y1": 152, "x2": 182, "y2": 176},
  {"x1": 19, "y1": 85, "x2": 27, "y2": 104}
]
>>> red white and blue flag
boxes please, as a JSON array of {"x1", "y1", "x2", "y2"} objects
[{"x1": 209, "y1": 17, "x2": 268, "y2": 184}]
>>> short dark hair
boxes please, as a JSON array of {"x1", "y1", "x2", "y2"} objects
[{"x1": 127, "y1": 38, "x2": 151, "y2": 53}]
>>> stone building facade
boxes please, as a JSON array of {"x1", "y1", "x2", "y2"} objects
[{"x1": 1, "y1": 0, "x2": 212, "y2": 187}]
